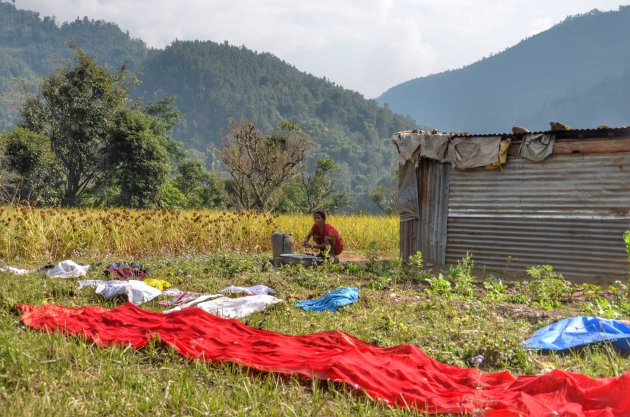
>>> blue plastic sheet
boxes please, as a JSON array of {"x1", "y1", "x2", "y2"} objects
[
  {"x1": 523, "y1": 316, "x2": 630, "y2": 351},
  {"x1": 295, "y1": 287, "x2": 359, "y2": 312}
]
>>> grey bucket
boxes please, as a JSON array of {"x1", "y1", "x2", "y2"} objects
[{"x1": 271, "y1": 232, "x2": 294, "y2": 258}]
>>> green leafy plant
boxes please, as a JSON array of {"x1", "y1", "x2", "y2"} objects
[
  {"x1": 521, "y1": 265, "x2": 571, "y2": 310},
  {"x1": 448, "y1": 252, "x2": 475, "y2": 297},
  {"x1": 609, "y1": 281, "x2": 628, "y2": 302},
  {"x1": 425, "y1": 273, "x2": 452, "y2": 296},
  {"x1": 367, "y1": 275, "x2": 391, "y2": 290},
  {"x1": 582, "y1": 281, "x2": 630, "y2": 318},
  {"x1": 582, "y1": 298, "x2": 623, "y2": 319},
  {"x1": 365, "y1": 240, "x2": 380, "y2": 273},
  {"x1": 483, "y1": 279, "x2": 509, "y2": 302},
  {"x1": 407, "y1": 250, "x2": 432, "y2": 282},
  {"x1": 408, "y1": 250, "x2": 423, "y2": 270}
]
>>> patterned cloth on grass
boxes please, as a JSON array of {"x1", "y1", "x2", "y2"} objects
[
  {"x1": 158, "y1": 291, "x2": 203, "y2": 306},
  {"x1": 104, "y1": 262, "x2": 147, "y2": 279}
]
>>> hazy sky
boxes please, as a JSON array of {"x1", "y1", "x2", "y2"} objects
[{"x1": 13, "y1": 0, "x2": 630, "y2": 98}]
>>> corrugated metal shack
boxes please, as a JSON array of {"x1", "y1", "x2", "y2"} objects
[{"x1": 393, "y1": 127, "x2": 630, "y2": 281}]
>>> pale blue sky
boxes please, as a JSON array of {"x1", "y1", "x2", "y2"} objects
[{"x1": 14, "y1": 0, "x2": 630, "y2": 97}]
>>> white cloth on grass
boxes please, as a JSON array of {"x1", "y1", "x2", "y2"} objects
[
  {"x1": 77, "y1": 280, "x2": 104, "y2": 290},
  {"x1": 194, "y1": 294, "x2": 282, "y2": 318},
  {"x1": 164, "y1": 294, "x2": 282, "y2": 318},
  {"x1": 46, "y1": 260, "x2": 89, "y2": 278},
  {"x1": 94, "y1": 280, "x2": 161, "y2": 305},
  {"x1": 218, "y1": 284, "x2": 275, "y2": 295},
  {"x1": 0, "y1": 266, "x2": 31, "y2": 275}
]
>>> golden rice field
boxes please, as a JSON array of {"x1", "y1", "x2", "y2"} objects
[{"x1": 0, "y1": 206, "x2": 398, "y2": 262}]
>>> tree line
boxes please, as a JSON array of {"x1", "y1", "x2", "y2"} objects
[
  {"x1": 0, "y1": 46, "x2": 350, "y2": 213},
  {"x1": 0, "y1": 3, "x2": 417, "y2": 211}
]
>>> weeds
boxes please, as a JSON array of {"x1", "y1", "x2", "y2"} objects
[
  {"x1": 482, "y1": 279, "x2": 509, "y2": 302},
  {"x1": 424, "y1": 273, "x2": 452, "y2": 296},
  {"x1": 448, "y1": 252, "x2": 475, "y2": 297},
  {"x1": 521, "y1": 265, "x2": 571, "y2": 310},
  {"x1": 581, "y1": 281, "x2": 630, "y2": 318}
]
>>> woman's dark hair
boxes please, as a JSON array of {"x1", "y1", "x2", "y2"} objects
[{"x1": 313, "y1": 210, "x2": 326, "y2": 221}]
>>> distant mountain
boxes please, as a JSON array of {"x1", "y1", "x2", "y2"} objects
[
  {"x1": 0, "y1": 1, "x2": 417, "y2": 211},
  {"x1": 377, "y1": 6, "x2": 630, "y2": 133}
]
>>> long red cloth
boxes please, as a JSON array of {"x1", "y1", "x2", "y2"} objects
[{"x1": 18, "y1": 303, "x2": 630, "y2": 417}]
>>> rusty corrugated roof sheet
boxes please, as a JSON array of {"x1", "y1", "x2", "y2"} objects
[{"x1": 450, "y1": 126, "x2": 630, "y2": 139}]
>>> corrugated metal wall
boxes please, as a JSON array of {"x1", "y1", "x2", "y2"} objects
[
  {"x1": 401, "y1": 159, "x2": 451, "y2": 263},
  {"x1": 418, "y1": 159, "x2": 451, "y2": 265},
  {"x1": 446, "y1": 152, "x2": 630, "y2": 280},
  {"x1": 400, "y1": 219, "x2": 417, "y2": 260}
]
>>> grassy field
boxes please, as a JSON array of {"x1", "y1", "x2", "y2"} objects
[{"x1": 1, "y1": 207, "x2": 629, "y2": 416}]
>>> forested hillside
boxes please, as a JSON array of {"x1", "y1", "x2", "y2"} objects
[
  {"x1": 135, "y1": 40, "x2": 417, "y2": 198},
  {"x1": 0, "y1": 1, "x2": 418, "y2": 211},
  {"x1": 0, "y1": 2, "x2": 150, "y2": 130},
  {"x1": 378, "y1": 6, "x2": 630, "y2": 133}
]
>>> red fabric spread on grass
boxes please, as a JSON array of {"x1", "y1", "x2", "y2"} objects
[{"x1": 18, "y1": 303, "x2": 630, "y2": 417}]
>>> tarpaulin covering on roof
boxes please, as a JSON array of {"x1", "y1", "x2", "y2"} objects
[
  {"x1": 18, "y1": 303, "x2": 630, "y2": 417},
  {"x1": 523, "y1": 316, "x2": 630, "y2": 351}
]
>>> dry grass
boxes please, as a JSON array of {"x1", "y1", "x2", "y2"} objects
[{"x1": 0, "y1": 206, "x2": 398, "y2": 262}]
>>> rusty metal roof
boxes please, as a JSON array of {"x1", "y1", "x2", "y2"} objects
[{"x1": 451, "y1": 126, "x2": 630, "y2": 139}]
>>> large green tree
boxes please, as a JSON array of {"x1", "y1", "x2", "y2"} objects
[
  {"x1": 106, "y1": 109, "x2": 170, "y2": 208},
  {"x1": 18, "y1": 45, "x2": 128, "y2": 206},
  {"x1": 0, "y1": 127, "x2": 61, "y2": 205},
  {"x1": 285, "y1": 157, "x2": 352, "y2": 213},
  {"x1": 173, "y1": 159, "x2": 226, "y2": 209}
]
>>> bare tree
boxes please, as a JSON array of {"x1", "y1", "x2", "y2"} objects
[{"x1": 220, "y1": 120, "x2": 310, "y2": 211}]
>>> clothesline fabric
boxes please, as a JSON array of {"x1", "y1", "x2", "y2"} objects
[{"x1": 18, "y1": 303, "x2": 630, "y2": 417}]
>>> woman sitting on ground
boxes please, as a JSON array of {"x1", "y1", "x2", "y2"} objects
[{"x1": 303, "y1": 210, "x2": 344, "y2": 260}]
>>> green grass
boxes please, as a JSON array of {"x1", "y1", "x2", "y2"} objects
[{"x1": 1, "y1": 253, "x2": 629, "y2": 416}]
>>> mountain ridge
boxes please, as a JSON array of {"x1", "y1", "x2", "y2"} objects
[{"x1": 377, "y1": 6, "x2": 630, "y2": 133}]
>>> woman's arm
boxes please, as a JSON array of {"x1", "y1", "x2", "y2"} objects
[{"x1": 303, "y1": 230, "x2": 313, "y2": 245}]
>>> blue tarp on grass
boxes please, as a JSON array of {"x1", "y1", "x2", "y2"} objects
[
  {"x1": 295, "y1": 287, "x2": 359, "y2": 312},
  {"x1": 523, "y1": 316, "x2": 630, "y2": 351}
]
